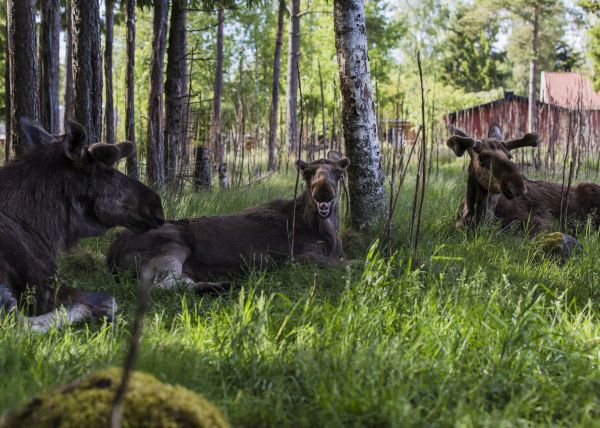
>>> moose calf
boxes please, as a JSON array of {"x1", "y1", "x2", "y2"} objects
[
  {"x1": 448, "y1": 123, "x2": 600, "y2": 233},
  {"x1": 107, "y1": 151, "x2": 350, "y2": 292},
  {"x1": 0, "y1": 119, "x2": 164, "y2": 332}
]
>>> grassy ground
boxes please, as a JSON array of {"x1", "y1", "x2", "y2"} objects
[{"x1": 1, "y1": 158, "x2": 599, "y2": 427}]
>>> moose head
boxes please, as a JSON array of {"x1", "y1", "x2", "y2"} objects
[
  {"x1": 297, "y1": 151, "x2": 349, "y2": 219},
  {"x1": 446, "y1": 125, "x2": 538, "y2": 199},
  {"x1": 18, "y1": 118, "x2": 165, "y2": 239}
]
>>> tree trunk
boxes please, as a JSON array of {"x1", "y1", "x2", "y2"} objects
[
  {"x1": 64, "y1": 0, "x2": 73, "y2": 124},
  {"x1": 211, "y1": 7, "x2": 224, "y2": 170},
  {"x1": 527, "y1": 5, "x2": 539, "y2": 134},
  {"x1": 267, "y1": 0, "x2": 285, "y2": 172},
  {"x1": 146, "y1": 0, "x2": 169, "y2": 188},
  {"x1": 125, "y1": 0, "x2": 138, "y2": 179},
  {"x1": 333, "y1": 0, "x2": 385, "y2": 229},
  {"x1": 72, "y1": 0, "x2": 102, "y2": 143},
  {"x1": 193, "y1": 146, "x2": 211, "y2": 189},
  {"x1": 104, "y1": 0, "x2": 115, "y2": 144},
  {"x1": 285, "y1": 0, "x2": 300, "y2": 153},
  {"x1": 7, "y1": 0, "x2": 39, "y2": 158},
  {"x1": 165, "y1": 0, "x2": 188, "y2": 186},
  {"x1": 4, "y1": 0, "x2": 11, "y2": 162},
  {"x1": 39, "y1": 0, "x2": 60, "y2": 134}
]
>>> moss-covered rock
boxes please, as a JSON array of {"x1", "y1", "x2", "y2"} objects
[
  {"x1": 536, "y1": 232, "x2": 582, "y2": 263},
  {"x1": 0, "y1": 368, "x2": 229, "y2": 428}
]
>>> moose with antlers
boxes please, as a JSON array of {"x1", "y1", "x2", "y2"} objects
[{"x1": 448, "y1": 123, "x2": 600, "y2": 234}]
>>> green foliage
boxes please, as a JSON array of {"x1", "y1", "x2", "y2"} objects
[
  {"x1": 554, "y1": 39, "x2": 584, "y2": 71},
  {"x1": 589, "y1": 24, "x2": 600, "y2": 90},
  {"x1": 581, "y1": 0, "x2": 600, "y2": 90},
  {"x1": 440, "y1": 2, "x2": 507, "y2": 92},
  {"x1": 1, "y1": 164, "x2": 599, "y2": 426}
]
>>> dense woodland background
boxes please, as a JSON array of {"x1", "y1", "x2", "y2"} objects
[{"x1": 0, "y1": 0, "x2": 598, "y2": 192}]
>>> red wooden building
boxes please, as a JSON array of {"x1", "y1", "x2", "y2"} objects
[{"x1": 446, "y1": 86, "x2": 600, "y2": 170}]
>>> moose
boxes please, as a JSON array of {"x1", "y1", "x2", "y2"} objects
[
  {"x1": 0, "y1": 119, "x2": 164, "y2": 332},
  {"x1": 107, "y1": 151, "x2": 350, "y2": 292},
  {"x1": 448, "y1": 123, "x2": 600, "y2": 233}
]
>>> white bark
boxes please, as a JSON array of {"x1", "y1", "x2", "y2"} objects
[{"x1": 333, "y1": 0, "x2": 385, "y2": 229}]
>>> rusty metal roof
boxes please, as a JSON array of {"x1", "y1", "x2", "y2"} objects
[{"x1": 540, "y1": 72, "x2": 600, "y2": 109}]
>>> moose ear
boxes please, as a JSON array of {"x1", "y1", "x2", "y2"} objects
[
  {"x1": 447, "y1": 135, "x2": 478, "y2": 157},
  {"x1": 296, "y1": 159, "x2": 308, "y2": 170},
  {"x1": 448, "y1": 125, "x2": 470, "y2": 138},
  {"x1": 487, "y1": 123, "x2": 504, "y2": 140},
  {"x1": 88, "y1": 143, "x2": 121, "y2": 166},
  {"x1": 337, "y1": 157, "x2": 350, "y2": 169},
  {"x1": 327, "y1": 150, "x2": 342, "y2": 161},
  {"x1": 19, "y1": 117, "x2": 54, "y2": 147},
  {"x1": 504, "y1": 133, "x2": 538, "y2": 151},
  {"x1": 116, "y1": 141, "x2": 135, "y2": 159},
  {"x1": 64, "y1": 120, "x2": 88, "y2": 160}
]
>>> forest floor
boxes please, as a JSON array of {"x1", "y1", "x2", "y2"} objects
[{"x1": 1, "y1": 158, "x2": 599, "y2": 426}]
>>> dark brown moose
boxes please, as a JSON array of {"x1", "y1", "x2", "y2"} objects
[
  {"x1": 0, "y1": 119, "x2": 164, "y2": 332},
  {"x1": 448, "y1": 123, "x2": 600, "y2": 233},
  {"x1": 107, "y1": 151, "x2": 350, "y2": 292}
]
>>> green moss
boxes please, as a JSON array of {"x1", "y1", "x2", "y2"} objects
[
  {"x1": 536, "y1": 232, "x2": 582, "y2": 262},
  {"x1": 0, "y1": 368, "x2": 229, "y2": 428}
]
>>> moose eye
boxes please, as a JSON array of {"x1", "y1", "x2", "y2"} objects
[{"x1": 478, "y1": 155, "x2": 489, "y2": 167}]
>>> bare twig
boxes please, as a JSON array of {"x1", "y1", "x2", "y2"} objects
[
  {"x1": 290, "y1": 62, "x2": 304, "y2": 261},
  {"x1": 110, "y1": 274, "x2": 152, "y2": 428}
]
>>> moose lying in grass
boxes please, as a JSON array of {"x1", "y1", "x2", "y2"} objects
[
  {"x1": 448, "y1": 123, "x2": 600, "y2": 233},
  {"x1": 107, "y1": 151, "x2": 350, "y2": 292},
  {"x1": 0, "y1": 119, "x2": 164, "y2": 332}
]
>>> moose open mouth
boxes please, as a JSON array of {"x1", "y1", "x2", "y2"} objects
[{"x1": 316, "y1": 201, "x2": 332, "y2": 218}]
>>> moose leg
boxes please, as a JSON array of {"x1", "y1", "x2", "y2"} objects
[
  {"x1": 140, "y1": 253, "x2": 194, "y2": 290},
  {"x1": 19, "y1": 304, "x2": 93, "y2": 333},
  {"x1": 296, "y1": 252, "x2": 348, "y2": 269},
  {"x1": 140, "y1": 255, "x2": 230, "y2": 294},
  {"x1": 190, "y1": 282, "x2": 231, "y2": 294},
  {"x1": 1, "y1": 284, "x2": 116, "y2": 333},
  {"x1": 0, "y1": 283, "x2": 17, "y2": 314}
]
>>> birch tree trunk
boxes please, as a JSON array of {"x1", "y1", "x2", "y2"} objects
[
  {"x1": 104, "y1": 0, "x2": 115, "y2": 145},
  {"x1": 64, "y1": 0, "x2": 73, "y2": 124},
  {"x1": 72, "y1": 0, "x2": 103, "y2": 144},
  {"x1": 267, "y1": 0, "x2": 285, "y2": 172},
  {"x1": 7, "y1": 0, "x2": 39, "y2": 158},
  {"x1": 165, "y1": 0, "x2": 188, "y2": 186},
  {"x1": 333, "y1": 0, "x2": 385, "y2": 229},
  {"x1": 124, "y1": 0, "x2": 138, "y2": 179},
  {"x1": 146, "y1": 0, "x2": 169, "y2": 188},
  {"x1": 211, "y1": 7, "x2": 224, "y2": 170},
  {"x1": 39, "y1": 0, "x2": 60, "y2": 134},
  {"x1": 285, "y1": 0, "x2": 300, "y2": 153}
]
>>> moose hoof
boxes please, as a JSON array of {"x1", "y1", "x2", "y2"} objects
[
  {"x1": 83, "y1": 291, "x2": 118, "y2": 321},
  {"x1": 537, "y1": 232, "x2": 583, "y2": 262},
  {"x1": 193, "y1": 282, "x2": 231, "y2": 295},
  {"x1": 0, "y1": 283, "x2": 17, "y2": 315}
]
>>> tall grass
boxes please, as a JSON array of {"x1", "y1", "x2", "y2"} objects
[{"x1": 0, "y1": 159, "x2": 599, "y2": 426}]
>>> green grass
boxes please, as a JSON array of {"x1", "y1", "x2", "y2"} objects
[{"x1": 1, "y1": 161, "x2": 599, "y2": 427}]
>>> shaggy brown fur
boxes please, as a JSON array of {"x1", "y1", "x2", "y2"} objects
[
  {"x1": 107, "y1": 151, "x2": 350, "y2": 292},
  {"x1": 0, "y1": 119, "x2": 164, "y2": 332},
  {"x1": 449, "y1": 124, "x2": 600, "y2": 233}
]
